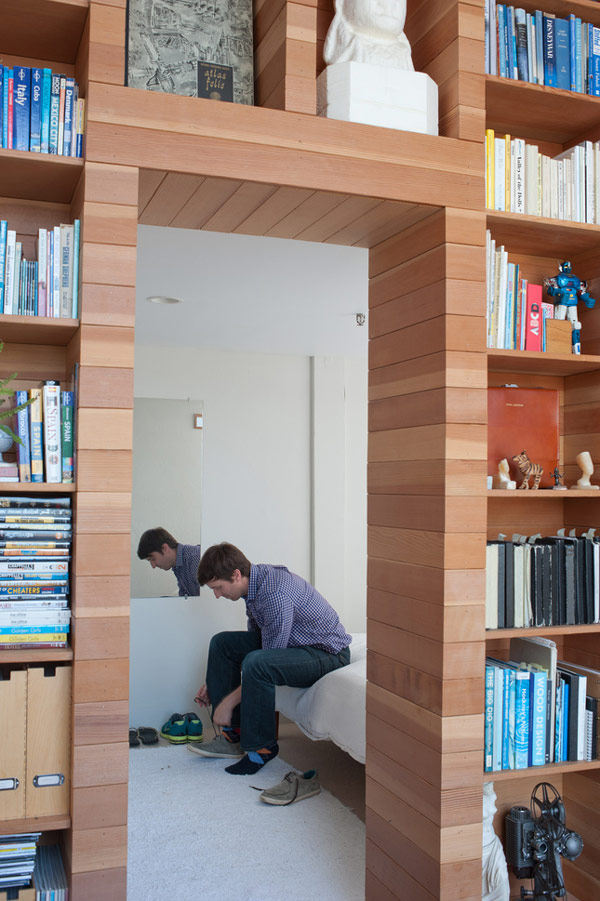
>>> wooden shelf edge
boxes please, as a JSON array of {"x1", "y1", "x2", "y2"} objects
[
  {"x1": 487, "y1": 348, "x2": 600, "y2": 375},
  {"x1": 0, "y1": 647, "x2": 72, "y2": 663},
  {"x1": 484, "y1": 758, "x2": 600, "y2": 782},
  {"x1": 488, "y1": 489, "x2": 600, "y2": 497},
  {"x1": 0, "y1": 483, "x2": 76, "y2": 493},
  {"x1": 486, "y1": 625, "x2": 600, "y2": 638},
  {"x1": 0, "y1": 813, "x2": 70, "y2": 836},
  {"x1": 0, "y1": 316, "x2": 79, "y2": 347}
]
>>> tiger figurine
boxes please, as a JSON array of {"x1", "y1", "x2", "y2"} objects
[{"x1": 512, "y1": 450, "x2": 543, "y2": 490}]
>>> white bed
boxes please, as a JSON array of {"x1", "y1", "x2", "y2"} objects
[{"x1": 275, "y1": 633, "x2": 366, "y2": 764}]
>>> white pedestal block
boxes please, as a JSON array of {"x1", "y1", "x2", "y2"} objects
[{"x1": 317, "y1": 62, "x2": 438, "y2": 136}]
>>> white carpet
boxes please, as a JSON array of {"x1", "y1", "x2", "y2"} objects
[{"x1": 127, "y1": 745, "x2": 365, "y2": 900}]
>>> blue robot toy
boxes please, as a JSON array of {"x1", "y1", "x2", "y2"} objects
[{"x1": 544, "y1": 261, "x2": 596, "y2": 355}]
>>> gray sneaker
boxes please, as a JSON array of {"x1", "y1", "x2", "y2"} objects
[
  {"x1": 187, "y1": 734, "x2": 243, "y2": 758},
  {"x1": 259, "y1": 769, "x2": 321, "y2": 805}
]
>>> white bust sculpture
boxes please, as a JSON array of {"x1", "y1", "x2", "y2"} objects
[
  {"x1": 482, "y1": 782, "x2": 510, "y2": 901},
  {"x1": 575, "y1": 450, "x2": 600, "y2": 489},
  {"x1": 324, "y1": 0, "x2": 414, "y2": 70}
]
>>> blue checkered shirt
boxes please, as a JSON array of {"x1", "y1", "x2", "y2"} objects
[
  {"x1": 244, "y1": 564, "x2": 351, "y2": 654},
  {"x1": 173, "y1": 544, "x2": 202, "y2": 596}
]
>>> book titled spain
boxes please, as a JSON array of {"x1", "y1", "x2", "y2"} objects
[
  {"x1": 42, "y1": 381, "x2": 61, "y2": 483},
  {"x1": 61, "y1": 391, "x2": 74, "y2": 483},
  {"x1": 197, "y1": 63, "x2": 234, "y2": 102}
]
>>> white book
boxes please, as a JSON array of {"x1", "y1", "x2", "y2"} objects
[
  {"x1": 579, "y1": 145, "x2": 586, "y2": 223},
  {"x1": 510, "y1": 139, "x2": 516, "y2": 212},
  {"x1": 59, "y1": 224, "x2": 74, "y2": 319},
  {"x1": 494, "y1": 138, "x2": 505, "y2": 210},
  {"x1": 3, "y1": 230, "x2": 16, "y2": 315},
  {"x1": 42, "y1": 382, "x2": 62, "y2": 483},
  {"x1": 514, "y1": 138, "x2": 525, "y2": 213},
  {"x1": 497, "y1": 246, "x2": 508, "y2": 349},
  {"x1": 485, "y1": 543, "x2": 498, "y2": 629},
  {"x1": 513, "y1": 544, "x2": 524, "y2": 628},
  {"x1": 488, "y1": 235, "x2": 496, "y2": 348},
  {"x1": 550, "y1": 159, "x2": 558, "y2": 219},
  {"x1": 585, "y1": 140, "x2": 595, "y2": 224},
  {"x1": 594, "y1": 541, "x2": 600, "y2": 624},
  {"x1": 542, "y1": 155, "x2": 551, "y2": 218},
  {"x1": 525, "y1": 144, "x2": 538, "y2": 215},
  {"x1": 595, "y1": 142, "x2": 600, "y2": 225},
  {"x1": 523, "y1": 544, "x2": 533, "y2": 626},
  {"x1": 37, "y1": 228, "x2": 47, "y2": 316},
  {"x1": 12, "y1": 242, "x2": 22, "y2": 314},
  {"x1": 52, "y1": 225, "x2": 61, "y2": 317},
  {"x1": 557, "y1": 159, "x2": 564, "y2": 221}
]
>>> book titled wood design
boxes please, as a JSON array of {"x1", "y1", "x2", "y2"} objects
[{"x1": 126, "y1": 0, "x2": 253, "y2": 105}]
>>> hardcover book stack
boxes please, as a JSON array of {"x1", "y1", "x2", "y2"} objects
[
  {"x1": 486, "y1": 531, "x2": 600, "y2": 630},
  {"x1": 0, "y1": 219, "x2": 80, "y2": 318},
  {"x1": 1, "y1": 66, "x2": 84, "y2": 156},
  {"x1": 0, "y1": 496, "x2": 71, "y2": 650},
  {"x1": 0, "y1": 381, "x2": 74, "y2": 485},
  {"x1": 485, "y1": 131, "x2": 600, "y2": 223},
  {"x1": 486, "y1": 230, "x2": 550, "y2": 351},
  {"x1": 485, "y1": 2, "x2": 600, "y2": 95},
  {"x1": 485, "y1": 637, "x2": 600, "y2": 772},
  {"x1": 0, "y1": 833, "x2": 41, "y2": 892}
]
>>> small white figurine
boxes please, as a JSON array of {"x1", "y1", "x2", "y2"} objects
[
  {"x1": 493, "y1": 458, "x2": 516, "y2": 490},
  {"x1": 324, "y1": 0, "x2": 414, "y2": 70},
  {"x1": 575, "y1": 450, "x2": 600, "y2": 489},
  {"x1": 482, "y1": 782, "x2": 510, "y2": 901}
]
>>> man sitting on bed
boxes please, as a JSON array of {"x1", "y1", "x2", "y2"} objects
[{"x1": 189, "y1": 542, "x2": 351, "y2": 776}]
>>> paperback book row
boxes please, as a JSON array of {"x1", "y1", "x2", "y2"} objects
[
  {"x1": 0, "y1": 496, "x2": 72, "y2": 651},
  {"x1": 486, "y1": 530, "x2": 600, "y2": 630},
  {"x1": 0, "y1": 220, "x2": 80, "y2": 318},
  {"x1": 33, "y1": 844, "x2": 69, "y2": 900},
  {"x1": 0, "y1": 382, "x2": 74, "y2": 485},
  {"x1": 484, "y1": 1, "x2": 600, "y2": 95},
  {"x1": 1, "y1": 66, "x2": 85, "y2": 157},
  {"x1": 486, "y1": 230, "x2": 553, "y2": 351},
  {"x1": 485, "y1": 636, "x2": 600, "y2": 772},
  {"x1": 485, "y1": 131, "x2": 600, "y2": 223},
  {"x1": 0, "y1": 833, "x2": 40, "y2": 891}
]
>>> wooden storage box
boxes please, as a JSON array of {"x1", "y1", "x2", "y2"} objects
[
  {"x1": 25, "y1": 666, "x2": 71, "y2": 819},
  {"x1": 0, "y1": 670, "x2": 27, "y2": 820}
]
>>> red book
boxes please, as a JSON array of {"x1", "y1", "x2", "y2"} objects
[{"x1": 525, "y1": 283, "x2": 543, "y2": 352}]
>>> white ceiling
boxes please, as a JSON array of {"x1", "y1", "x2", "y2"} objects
[{"x1": 134, "y1": 226, "x2": 369, "y2": 357}]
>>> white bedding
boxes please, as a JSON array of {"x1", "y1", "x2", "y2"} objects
[{"x1": 275, "y1": 633, "x2": 366, "y2": 764}]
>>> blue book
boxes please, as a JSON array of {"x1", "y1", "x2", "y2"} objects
[
  {"x1": 0, "y1": 220, "x2": 7, "y2": 311},
  {"x1": 515, "y1": 8, "x2": 529, "y2": 81},
  {"x1": 514, "y1": 669, "x2": 530, "y2": 769},
  {"x1": 30, "y1": 67, "x2": 42, "y2": 152},
  {"x1": 484, "y1": 664, "x2": 495, "y2": 772},
  {"x1": 2, "y1": 67, "x2": 12, "y2": 149},
  {"x1": 562, "y1": 679, "x2": 569, "y2": 762},
  {"x1": 71, "y1": 218, "x2": 80, "y2": 318},
  {"x1": 535, "y1": 10, "x2": 545, "y2": 86},
  {"x1": 505, "y1": 262, "x2": 515, "y2": 349},
  {"x1": 14, "y1": 389, "x2": 32, "y2": 482},
  {"x1": 497, "y1": 5, "x2": 508, "y2": 78},
  {"x1": 507, "y1": 7, "x2": 517, "y2": 79},
  {"x1": 40, "y1": 68, "x2": 52, "y2": 153},
  {"x1": 0, "y1": 68, "x2": 3, "y2": 144},
  {"x1": 554, "y1": 680, "x2": 562, "y2": 762},
  {"x1": 13, "y1": 66, "x2": 31, "y2": 151},
  {"x1": 570, "y1": 15, "x2": 577, "y2": 91},
  {"x1": 593, "y1": 26, "x2": 600, "y2": 97},
  {"x1": 62, "y1": 77, "x2": 75, "y2": 157},
  {"x1": 544, "y1": 14, "x2": 557, "y2": 87},
  {"x1": 502, "y1": 667, "x2": 516, "y2": 769},
  {"x1": 0, "y1": 625, "x2": 70, "y2": 634},
  {"x1": 575, "y1": 18, "x2": 583, "y2": 93},
  {"x1": 528, "y1": 667, "x2": 547, "y2": 766},
  {"x1": 554, "y1": 19, "x2": 570, "y2": 90},
  {"x1": 49, "y1": 73, "x2": 61, "y2": 155},
  {"x1": 493, "y1": 663, "x2": 504, "y2": 771}
]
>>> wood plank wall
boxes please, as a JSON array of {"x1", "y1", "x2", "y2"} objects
[
  {"x1": 66, "y1": 4, "x2": 134, "y2": 899},
  {"x1": 366, "y1": 207, "x2": 487, "y2": 899},
  {"x1": 254, "y1": 0, "x2": 318, "y2": 113}
]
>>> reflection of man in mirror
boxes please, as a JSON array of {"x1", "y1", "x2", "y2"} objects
[{"x1": 137, "y1": 526, "x2": 202, "y2": 596}]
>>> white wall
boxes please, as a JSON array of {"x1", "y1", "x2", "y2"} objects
[{"x1": 130, "y1": 345, "x2": 366, "y2": 725}]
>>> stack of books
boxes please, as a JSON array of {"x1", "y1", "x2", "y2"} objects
[
  {"x1": 33, "y1": 844, "x2": 69, "y2": 900},
  {"x1": 1, "y1": 66, "x2": 85, "y2": 157},
  {"x1": 485, "y1": 131, "x2": 600, "y2": 223},
  {"x1": 485, "y1": 637, "x2": 600, "y2": 772},
  {"x1": 0, "y1": 381, "x2": 74, "y2": 484},
  {"x1": 486, "y1": 230, "x2": 550, "y2": 351},
  {"x1": 0, "y1": 833, "x2": 41, "y2": 891},
  {"x1": 0, "y1": 496, "x2": 71, "y2": 650},
  {"x1": 486, "y1": 530, "x2": 600, "y2": 630},
  {"x1": 0, "y1": 219, "x2": 80, "y2": 318},
  {"x1": 485, "y1": 2, "x2": 600, "y2": 95}
]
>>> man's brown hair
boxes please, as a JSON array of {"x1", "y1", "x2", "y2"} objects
[
  {"x1": 197, "y1": 542, "x2": 251, "y2": 585},
  {"x1": 137, "y1": 527, "x2": 178, "y2": 559}
]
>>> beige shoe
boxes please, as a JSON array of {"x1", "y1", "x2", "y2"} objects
[{"x1": 259, "y1": 769, "x2": 321, "y2": 806}]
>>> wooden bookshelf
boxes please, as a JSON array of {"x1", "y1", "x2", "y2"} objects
[
  {"x1": 487, "y1": 212, "x2": 600, "y2": 257},
  {"x1": 0, "y1": 483, "x2": 76, "y2": 493},
  {"x1": 0, "y1": 317, "x2": 79, "y2": 346},
  {"x1": 488, "y1": 348, "x2": 600, "y2": 376},
  {"x1": 0, "y1": 150, "x2": 83, "y2": 205},
  {"x1": 0, "y1": 814, "x2": 71, "y2": 837},
  {"x1": 1, "y1": 0, "x2": 88, "y2": 65},
  {"x1": 486, "y1": 759, "x2": 600, "y2": 783},
  {"x1": 487, "y1": 625, "x2": 600, "y2": 639},
  {"x1": 0, "y1": 647, "x2": 73, "y2": 664}
]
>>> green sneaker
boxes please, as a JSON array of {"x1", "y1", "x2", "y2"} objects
[
  {"x1": 160, "y1": 713, "x2": 188, "y2": 743},
  {"x1": 184, "y1": 712, "x2": 203, "y2": 741},
  {"x1": 187, "y1": 734, "x2": 243, "y2": 758},
  {"x1": 259, "y1": 770, "x2": 321, "y2": 806}
]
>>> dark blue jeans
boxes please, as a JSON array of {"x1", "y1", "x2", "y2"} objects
[{"x1": 206, "y1": 631, "x2": 350, "y2": 752}]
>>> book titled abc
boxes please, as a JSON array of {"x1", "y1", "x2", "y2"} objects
[
  {"x1": 197, "y1": 63, "x2": 233, "y2": 102},
  {"x1": 126, "y1": 0, "x2": 253, "y2": 105}
]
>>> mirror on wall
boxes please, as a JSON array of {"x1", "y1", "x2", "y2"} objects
[{"x1": 130, "y1": 397, "x2": 203, "y2": 598}]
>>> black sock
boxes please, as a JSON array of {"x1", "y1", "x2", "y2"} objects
[{"x1": 225, "y1": 743, "x2": 279, "y2": 776}]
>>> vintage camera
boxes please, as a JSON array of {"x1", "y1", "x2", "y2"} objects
[{"x1": 505, "y1": 783, "x2": 583, "y2": 900}]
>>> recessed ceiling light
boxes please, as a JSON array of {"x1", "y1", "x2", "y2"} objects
[{"x1": 146, "y1": 295, "x2": 184, "y2": 305}]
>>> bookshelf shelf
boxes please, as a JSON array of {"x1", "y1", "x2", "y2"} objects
[
  {"x1": 486, "y1": 75, "x2": 600, "y2": 145},
  {"x1": 485, "y1": 758, "x2": 600, "y2": 782},
  {"x1": 0, "y1": 484, "x2": 75, "y2": 493},
  {"x1": 0, "y1": 647, "x2": 72, "y2": 664},
  {"x1": 486, "y1": 624, "x2": 600, "y2": 639},
  {"x1": 487, "y1": 211, "x2": 600, "y2": 257},
  {"x1": 0, "y1": 317, "x2": 79, "y2": 346},
  {"x1": 487, "y1": 348, "x2": 600, "y2": 376},
  {"x1": 487, "y1": 489, "x2": 600, "y2": 498},
  {"x1": 1, "y1": 0, "x2": 88, "y2": 66},
  {"x1": 0, "y1": 150, "x2": 83, "y2": 205},
  {"x1": 0, "y1": 814, "x2": 70, "y2": 837}
]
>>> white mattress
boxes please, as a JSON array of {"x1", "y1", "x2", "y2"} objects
[{"x1": 275, "y1": 633, "x2": 366, "y2": 764}]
